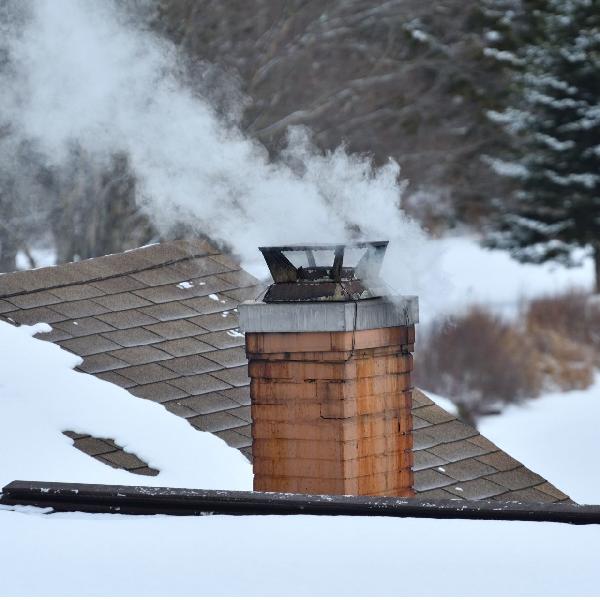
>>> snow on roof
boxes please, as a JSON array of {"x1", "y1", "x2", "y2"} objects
[
  {"x1": 0, "y1": 239, "x2": 261, "y2": 462},
  {"x1": 0, "y1": 318, "x2": 251, "y2": 489}
]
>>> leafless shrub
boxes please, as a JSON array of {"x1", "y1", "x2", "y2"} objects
[
  {"x1": 414, "y1": 306, "x2": 542, "y2": 424},
  {"x1": 416, "y1": 291, "x2": 600, "y2": 424}
]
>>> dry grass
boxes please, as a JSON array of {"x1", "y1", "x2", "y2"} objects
[
  {"x1": 528, "y1": 327, "x2": 594, "y2": 391},
  {"x1": 525, "y1": 289, "x2": 598, "y2": 390},
  {"x1": 526, "y1": 289, "x2": 600, "y2": 356}
]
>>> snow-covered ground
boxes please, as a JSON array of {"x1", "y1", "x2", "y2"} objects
[
  {"x1": 1, "y1": 507, "x2": 599, "y2": 596},
  {"x1": 425, "y1": 236, "x2": 594, "y2": 320},
  {"x1": 480, "y1": 382, "x2": 600, "y2": 505}
]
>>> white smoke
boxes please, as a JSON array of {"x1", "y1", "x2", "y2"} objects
[{"x1": 0, "y1": 0, "x2": 444, "y2": 308}]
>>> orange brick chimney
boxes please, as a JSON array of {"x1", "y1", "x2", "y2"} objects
[{"x1": 238, "y1": 242, "x2": 418, "y2": 497}]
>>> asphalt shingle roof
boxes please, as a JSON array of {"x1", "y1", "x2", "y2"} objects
[{"x1": 0, "y1": 241, "x2": 571, "y2": 503}]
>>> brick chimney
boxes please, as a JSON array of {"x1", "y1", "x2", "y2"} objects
[{"x1": 238, "y1": 242, "x2": 418, "y2": 497}]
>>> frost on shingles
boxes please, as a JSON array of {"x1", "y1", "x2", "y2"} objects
[{"x1": 0, "y1": 320, "x2": 252, "y2": 490}]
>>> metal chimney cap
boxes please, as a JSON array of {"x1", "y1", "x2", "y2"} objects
[
  {"x1": 258, "y1": 241, "x2": 388, "y2": 252},
  {"x1": 258, "y1": 241, "x2": 389, "y2": 303}
]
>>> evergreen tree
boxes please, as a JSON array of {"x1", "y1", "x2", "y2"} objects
[{"x1": 483, "y1": 0, "x2": 600, "y2": 291}]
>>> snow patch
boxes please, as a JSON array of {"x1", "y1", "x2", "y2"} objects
[
  {"x1": 226, "y1": 329, "x2": 244, "y2": 338},
  {"x1": 480, "y1": 379, "x2": 600, "y2": 504},
  {"x1": 0, "y1": 320, "x2": 252, "y2": 490}
]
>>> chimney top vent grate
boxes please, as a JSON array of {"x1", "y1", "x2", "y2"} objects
[{"x1": 259, "y1": 241, "x2": 388, "y2": 302}]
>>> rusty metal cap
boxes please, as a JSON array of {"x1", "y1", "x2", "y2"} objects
[{"x1": 258, "y1": 241, "x2": 389, "y2": 302}]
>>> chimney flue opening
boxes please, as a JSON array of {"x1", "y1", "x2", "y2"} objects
[{"x1": 259, "y1": 241, "x2": 388, "y2": 302}]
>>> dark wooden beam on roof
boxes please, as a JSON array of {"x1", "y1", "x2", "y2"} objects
[{"x1": 2, "y1": 480, "x2": 600, "y2": 525}]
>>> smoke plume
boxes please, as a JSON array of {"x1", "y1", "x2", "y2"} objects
[{"x1": 0, "y1": 0, "x2": 443, "y2": 305}]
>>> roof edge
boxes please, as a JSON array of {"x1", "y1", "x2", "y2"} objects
[
  {"x1": 0, "y1": 239, "x2": 220, "y2": 298},
  {"x1": 3, "y1": 480, "x2": 594, "y2": 524}
]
